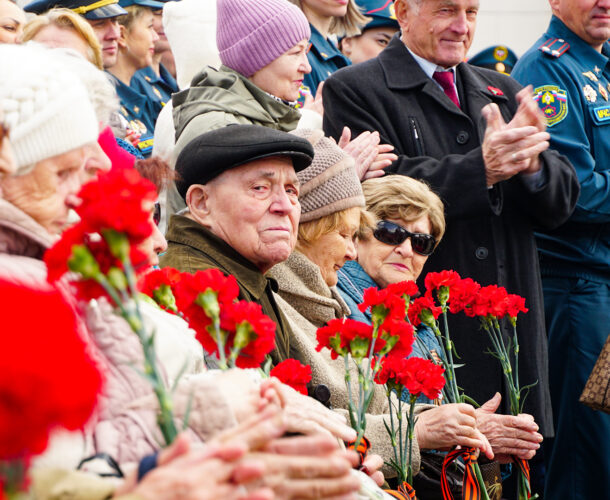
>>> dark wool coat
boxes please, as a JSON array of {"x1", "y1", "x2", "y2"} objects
[{"x1": 323, "y1": 35, "x2": 581, "y2": 436}]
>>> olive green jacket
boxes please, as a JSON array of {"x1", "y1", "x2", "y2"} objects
[
  {"x1": 159, "y1": 215, "x2": 293, "y2": 364},
  {"x1": 167, "y1": 65, "x2": 302, "y2": 215}
]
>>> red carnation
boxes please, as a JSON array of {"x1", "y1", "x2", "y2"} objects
[
  {"x1": 138, "y1": 267, "x2": 181, "y2": 313},
  {"x1": 358, "y1": 287, "x2": 406, "y2": 325},
  {"x1": 316, "y1": 318, "x2": 377, "y2": 360},
  {"x1": 0, "y1": 280, "x2": 102, "y2": 461},
  {"x1": 316, "y1": 318, "x2": 347, "y2": 360},
  {"x1": 424, "y1": 270, "x2": 461, "y2": 305},
  {"x1": 374, "y1": 354, "x2": 408, "y2": 386},
  {"x1": 472, "y1": 285, "x2": 509, "y2": 318},
  {"x1": 76, "y1": 168, "x2": 157, "y2": 244},
  {"x1": 385, "y1": 280, "x2": 419, "y2": 300},
  {"x1": 407, "y1": 296, "x2": 442, "y2": 327},
  {"x1": 379, "y1": 318, "x2": 414, "y2": 358},
  {"x1": 401, "y1": 357, "x2": 446, "y2": 400},
  {"x1": 505, "y1": 294, "x2": 528, "y2": 319},
  {"x1": 221, "y1": 301, "x2": 276, "y2": 369},
  {"x1": 270, "y1": 359, "x2": 312, "y2": 395},
  {"x1": 447, "y1": 277, "x2": 481, "y2": 315}
]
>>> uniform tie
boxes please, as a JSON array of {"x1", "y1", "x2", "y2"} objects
[{"x1": 433, "y1": 70, "x2": 460, "y2": 108}]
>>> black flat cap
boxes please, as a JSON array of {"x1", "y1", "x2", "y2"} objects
[{"x1": 176, "y1": 125, "x2": 315, "y2": 199}]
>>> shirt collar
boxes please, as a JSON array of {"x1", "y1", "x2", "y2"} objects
[{"x1": 405, "y1": 43, "x2": 457, "y2": 80}]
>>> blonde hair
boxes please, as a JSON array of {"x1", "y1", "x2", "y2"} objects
[
  {"x1": 296, "y1": 206, "x2": 363, "y2": 251},
  {"x1": 118, "y1": 4, "x2": 151, "y2": 29},
  {"x1": 359, "y1": 175, "x2": 446, "y2": 247},
  {"x1": 21, "y1": 8, "x2": 103, "y2": 69},
  {"x1": 287, "y1": 0, "x2": 368, "y2": 37}
]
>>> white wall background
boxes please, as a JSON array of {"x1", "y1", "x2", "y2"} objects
[{"x1": 468, "y1": 0, "x2": 553, "y2": 57}]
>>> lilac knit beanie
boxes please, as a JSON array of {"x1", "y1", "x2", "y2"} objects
[{"x1": 216, "y1": 0, "x2": 311, "y2": 77}]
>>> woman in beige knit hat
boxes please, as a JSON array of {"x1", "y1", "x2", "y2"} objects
[{"x1": 270, "y1": 129, "x2": 493, "y2": 484}]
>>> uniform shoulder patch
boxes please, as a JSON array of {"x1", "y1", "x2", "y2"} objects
[
  {"x1": 538, "y1": 38, "x2": 570, "y2": 58},
  {"x1": 533, "y1": 85, "x2": 568, "y2": 127},
  {"x1": 592, "y1": 105, "x2": 610, "y2": 124}
]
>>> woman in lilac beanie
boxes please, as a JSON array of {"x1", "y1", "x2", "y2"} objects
[{"x1": 167, "y1": 0, "x2": 314, "y2": 214}]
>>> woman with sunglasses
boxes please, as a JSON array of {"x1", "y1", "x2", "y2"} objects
[
  {"x1": 337, "y1": 175, "x2": 444, "y2": 366},
  {"x1": 337, "y1": 175, "x2": 544, "y2": 474}
]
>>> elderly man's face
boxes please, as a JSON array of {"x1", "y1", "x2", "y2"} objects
[
  {"x1": 397, "y1": 0, "x2": 479, "y2": 68},
  {"x1": 550, "y1": 0, "x2": 610, "y2": 51},
  {"x1": 194, "y1": 157, "x2": 300, "y2": 273}
]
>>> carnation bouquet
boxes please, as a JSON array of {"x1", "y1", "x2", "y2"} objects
[{"x1": 0, "y1": 280, "x2": 102, "y2": 497}]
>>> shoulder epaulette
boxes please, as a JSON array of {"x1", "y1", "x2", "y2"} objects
[{"x1": 538, "y1": 38, "x2": 570, "y2": 58}]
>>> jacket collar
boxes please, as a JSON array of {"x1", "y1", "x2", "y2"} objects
[
  {"x1": 309, "y1": 24, "x2": 349, "y2": 63},
  {"x1": 107, "y1": 73, "x2": 150, "y2": 119},
  {"x1": 378, "y1": 35, "x2": 508, "y2": 115},
  {"x1": 336, "y1": 260, "x2": 376, "y2": 320},
  {"x1": 546, "y1": 15, "x2": 610, "y2": 71},
  {"x1": 0, "y1": 199, "x2": 55, "y2": 259},
  {"x1": 165, "y1": 215, "x2": 276, "y2": 300}
]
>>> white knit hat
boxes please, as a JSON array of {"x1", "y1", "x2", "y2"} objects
[{"x1": 0, "y1": 44, "x2": 99, "y2": 174}]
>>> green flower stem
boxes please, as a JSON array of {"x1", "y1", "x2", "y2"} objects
[
  {"x1": 387, "y1": 391, "x2": 400, "y2": 475},
  {"x1": 397, "y1": 396, "x2": 404, "y2": 483},
  {"x1": 345, "y1": 355, "x2": 358, "y2": 431},
  {"x1": 473, "y1": 462, "x2": 492, "y2": 500},
  {"x1": 407, "y1": 395, "x2": 417, "y2": 485},
  {"x1": 98, "y1": 265, "x2": 178, "y2": 445},
  {"x1": 441, "y1": 310, "x2": 461, "y2": 403}
]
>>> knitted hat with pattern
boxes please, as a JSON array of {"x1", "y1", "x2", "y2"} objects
[
  {"x1": 0, "y1": 44, "x2": 98, "y2": 174},
  {"x1": 216, "y1": 0, "x2": 310, "y2": 77},
  {"x1": 291, "y1": 129, "x2": 365, "y2": 222}
]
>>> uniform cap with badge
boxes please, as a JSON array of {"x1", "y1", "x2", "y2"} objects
[
  {"x1": 118, "y1": 0, "x2": 165, "y2": 9},
  {"x1": 354, "y1": 0, "x2": 399, "y2": 31},
  {"x1": 24, "y1": 0, "x2": 127, "y2": 20},
  {"x1": 468, "y1": 45, "x2": 518, "y2": 75}
]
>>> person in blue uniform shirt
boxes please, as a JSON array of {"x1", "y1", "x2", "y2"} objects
[
  {"x1": 106, "y1": 0, "x2": 164, "y2": 157},
  {"x1": 469, "y1": 45, "x2": 518, "y2": 75},
  {"x1": 511, "y1": 2, "x2": 610, "y2": 499},
  {"x1": 288, "y1": 0, "x2": 367, "y2": 105},
  {"x1": 24, "y1": 0, "x2": 127, "y2": 69},
  {"x1": 339, "y1": 0, "x2": 399, "y2": 65},
  {"x1": 131, "y1": 0, "x2": 179, "y2": 112}
]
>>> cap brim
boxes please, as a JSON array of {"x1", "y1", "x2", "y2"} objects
[
  {"x1": 239, "y1": 150, "x2": 313, "y2": 173},
  {"x1": 24, "y1": 0, "x2": 54, "y2": 14},
  {"x1": 83, "y1": 3, "x2": 127, "y2": 19},
  {"x1": 135, "y1": 0, "x2": 165, "y2": 8}
]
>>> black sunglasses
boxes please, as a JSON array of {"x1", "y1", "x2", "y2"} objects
[
  {"x1": 373, "y1": 220, "x2": 436, "y2": 256},
  {"x1": 153, "y1": 202, "x2": 161, "y2": 226}
]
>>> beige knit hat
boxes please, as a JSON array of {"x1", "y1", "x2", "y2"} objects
[{"x1": 291, "y1": 129, "x2": 365, "y2": 223}]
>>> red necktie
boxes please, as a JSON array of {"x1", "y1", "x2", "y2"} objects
[{"x1": 433, "y1": 70, "x2": 460, "y2": 108}]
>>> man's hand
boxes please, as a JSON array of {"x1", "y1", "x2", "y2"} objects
[
  {"x1": 246, "y1": 434, "x2": 361, "y2": 499},
  {"x1": 510, "y1": 86, "x2": 547, "y2": 132},
  {"x1": 303, "y1": 81, "x2": 325, "y2": 117},
  {"x1": 475, "y1": 393, "x2": 543, "y2": 463},
  {"x1": 338, "y1": 126, "x2": 396, "y2": 180},
  {"x1": 415, "y1": 403, "x2": 494, "y2": 459},
  {"x1": 269, "y1": 378, "x2": 358, "y2": 442},
  {"x1": 481, "y1": 103, "x2": 550, "y2": 186}
]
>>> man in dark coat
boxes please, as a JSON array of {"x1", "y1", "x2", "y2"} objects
[{"x1": 323, "y1": 0, "x2": 580, "y2": 456}]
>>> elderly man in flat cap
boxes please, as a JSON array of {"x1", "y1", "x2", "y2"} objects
[{"x1": 160, "y1": 124, "x2": 314, "y2": 365}]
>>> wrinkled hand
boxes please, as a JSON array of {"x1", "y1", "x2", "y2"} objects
[
  {"x1": 243, "y1": 433, "x2": 361, "y2": 499},
  {"x1": 481, "y1": 103, "x2": 549, "y2": 186},
  {"x1": 125, "y1": 128, "x2": 141, "y2": 147},
  {"x1": 120, "y1": 433, "x2": 272, "y2": 500},
  {"x1": 268, "y1": 377, "x2": 357, "y2": 442},
  {"x1": 363, "y1": 143, "x2": 397, "y2": 180},
  {"x1": 475, "y1": 393, "x2": 542, "y2": 463},
  {"x1": 337, "y1": 127, "x2": 382, "y2": 180},
  {"x1": 362, "y1": 453, "x2": 385, "y2": 486},
  {"x1": 415, "y1": 403, "x2": 493, "y2": 459},
  {"x1": 303, "y1": 81, "x2": 325, "y2": 118}
]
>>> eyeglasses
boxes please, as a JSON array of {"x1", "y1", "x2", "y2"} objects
[
  {"x1": 373, "y1": 220, "x2": 436, "y2": 256},
  {"x1": 153, "y1": 202, "x2": 161, "y2": 226}
]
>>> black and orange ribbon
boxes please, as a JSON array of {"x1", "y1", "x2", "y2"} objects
[
  {"x1": 345, "y1": 435, "x2": 371, "y2": 466},
  {"x1": 441, "y1": 447, "x2": 482, "y2": 500},
  {"x1": 513, "y1": 457, "x2": 532, "y2": 498},
  {"x1": 384, "y1": 481, "x2": 417, "y2": 499}
]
